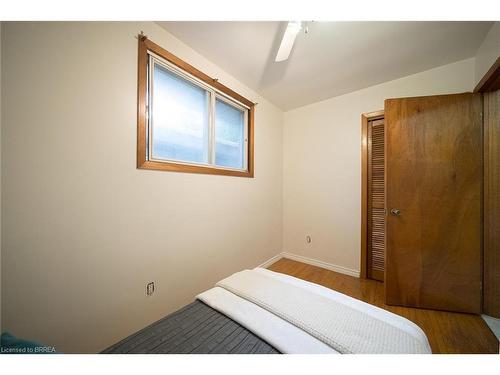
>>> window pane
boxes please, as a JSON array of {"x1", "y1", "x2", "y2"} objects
[
  {"x1": 215, "y1": 98, "x2": 245, "y2": 169},
  {"x1": 151, "y1": 62, "x2": 210, "y2": 164}
]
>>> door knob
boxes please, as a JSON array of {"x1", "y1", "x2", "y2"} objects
[{"x1": 390, "y1": 208, "x2": 401, "y2": 216}]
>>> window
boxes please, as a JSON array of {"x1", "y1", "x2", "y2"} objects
[{"x1": 137, "y1": 36, "x2": 254, "y2": 177}]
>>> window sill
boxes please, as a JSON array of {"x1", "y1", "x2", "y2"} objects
[{"x1": 137, "y1": 160, "x2": 254, "y2": 178}]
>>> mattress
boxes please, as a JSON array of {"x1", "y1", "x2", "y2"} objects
[{"x1": 102, "y1": 300, "x2": 279, "y2": 354}]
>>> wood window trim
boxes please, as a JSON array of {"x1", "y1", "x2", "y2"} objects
[
  {"x1": 360, "y1": 110, "x2": 385, "y2": 279},
  {"x1": 137, "y1": 35, "x2": 255, "y2": 178}
]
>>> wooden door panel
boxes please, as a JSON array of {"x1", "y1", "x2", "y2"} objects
[{"x1": 385, "y1": 93, "x2": 482, "y2": 314}]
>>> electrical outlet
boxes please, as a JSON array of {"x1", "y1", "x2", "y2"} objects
[
  {"x1": 306, "y1": 235, "x2": 312, "y2": 244},
  {"x1": 146, "y1": 282, "x2": 155, "y2": 296}
]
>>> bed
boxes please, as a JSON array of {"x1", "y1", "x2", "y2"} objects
[
  {"x1": 102, "y1": 300, "x2": 279, "y2": 354},
  {"x1": 103, "y1": 268, "x2": 431, "y2": 354}
]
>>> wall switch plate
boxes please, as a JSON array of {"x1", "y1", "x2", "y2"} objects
[{"x1": 146, "y1": 282, "x2": 155, "y2": 296}]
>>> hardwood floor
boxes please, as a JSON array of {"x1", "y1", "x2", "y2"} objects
[{"x1": 268, "y1": 258, "x2": 499, "y2": 354}]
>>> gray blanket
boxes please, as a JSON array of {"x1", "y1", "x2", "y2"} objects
[{"x1": 102, "y1": 300, "x2": 279, "y2": 354}]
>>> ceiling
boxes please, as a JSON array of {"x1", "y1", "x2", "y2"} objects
[{"x1": 157, "y1": 21, "x2": 493, "y2": 111}]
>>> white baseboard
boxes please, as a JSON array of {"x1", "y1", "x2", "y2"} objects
[
  {"x1": 282, "y1": 252, "x2": 360, "y2": 278},
  {"x1": 257, "y1": 253, "x2": 283, "y2": 268},
  {"x1": 257, "y1": 251, "x2": 360, "y2": 278}
]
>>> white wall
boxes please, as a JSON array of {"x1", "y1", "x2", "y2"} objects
[
  {"x1": 474, "y1": 22, "x2": 500, "y2": 87},
  {"x1": 1, "y1": 22, "x2": 283, "y2": 353},
  {"x1": 283, "y1": 58, "x2": 475, "y2": 274}
]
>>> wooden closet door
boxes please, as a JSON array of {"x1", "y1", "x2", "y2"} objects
[
  {"x1": 367, "y1": 118, "x2": 385, "y2": 281},
  {"x1": 385, "y1": 93, "x2": 482, "y2": 314}
]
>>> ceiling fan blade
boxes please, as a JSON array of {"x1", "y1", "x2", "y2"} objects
[{"x1": 275, "y1": 21, "x2": 302, "y2": 62}]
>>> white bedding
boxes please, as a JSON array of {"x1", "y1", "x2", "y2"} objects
[
  {"x1": 197, "y1": 268, "x2": 431, "y2": 354},
  {"x1": 198, "y1": 287, "x2": 337, "y2": 354}
]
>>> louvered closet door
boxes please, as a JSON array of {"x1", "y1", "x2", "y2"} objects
[{"x1": 367, "y1": 118, "x2": 385, "y2": 282}]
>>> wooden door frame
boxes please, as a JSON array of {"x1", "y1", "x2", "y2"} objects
[
  {"x1": 475, "y1": 56, "x2": 500, "y2": 316},
  {"x1": 483, "y1": 89, "x2": 500, "y2": 317},
  {"x1": 474, "y1": 57, "x2": 500, "y2": 93},
  {"x1": 361, "y1": 110, "x2": 385, "y2": 279}
]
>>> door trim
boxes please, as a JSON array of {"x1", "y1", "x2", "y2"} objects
[
  {"x1": 361, "y1": 110, "x2": 385, "y2": 279},
  {"x1": 474, "y1": 56, "x2": 500, "y2": 93},
  {"x1": 483, "y1": 89, "x2": 500, "y2": 317}
]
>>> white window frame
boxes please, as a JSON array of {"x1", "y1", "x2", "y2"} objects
[{"x1": 146, "y1": 52, "x2": 249, "y2": 172}]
